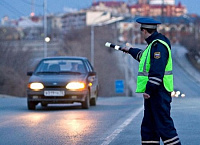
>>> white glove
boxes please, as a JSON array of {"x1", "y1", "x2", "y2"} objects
[{"x1": 121, "y1": 43, "x2": 133, "y2": 53}]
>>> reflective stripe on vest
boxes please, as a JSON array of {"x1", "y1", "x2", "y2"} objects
[{"x1": 136, "y1": 39, "x2": 173, "y2": 93}]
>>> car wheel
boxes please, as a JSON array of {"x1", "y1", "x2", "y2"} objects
[
  {"x1": 27, "y1": 101, "x2": 36, "y2": 110},
  {"x1": 41, "y1": 103, "x2": 48, "y2": 107},
  {"x1": 82, "y1": 93, "x2": 90, "y2": 109},
  {"x1": 90, "y1": 97, "x2": 96, "y2": 106},
  {"x1": 90, "y1": 89, "x2": 98, "y2": 106}
]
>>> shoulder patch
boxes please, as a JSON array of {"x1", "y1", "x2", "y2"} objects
[{"x1": 154, "y1": 52, "x2": 161, "y2": 59}]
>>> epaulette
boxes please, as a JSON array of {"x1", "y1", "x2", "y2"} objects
[{"x1": 153, "y1": 42, "x2": 157, "y2": 47}]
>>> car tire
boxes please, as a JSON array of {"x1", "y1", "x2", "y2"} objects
[
  {"x1": 82, "y1": 93, "x2": 90, "y2": 109},
  {"x1": 90, "y1": 97, "x2": 96, "y2": 106},
  {"x1": 90, "y1": 89, "x2": 98, "y2": 106},
  {"x1": 41, "y1": 103, "x2": 48, "y2": 107},
  {"x1": 27, "y1": 101, "x2": 36, "y2": 110}
]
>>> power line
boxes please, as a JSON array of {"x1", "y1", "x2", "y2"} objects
[
  {"x1": 0, "y1": 2, "x2": 23, "y2": 18},
  {"x1": 0, "y1": 0, "x2": 26, "y2": 17},
  {"x1": 21, "y1": 0, "x2": 43, "y2": 7},
  {"x1": 21, "y1": 0, "x2": 51, "y2": 15}
]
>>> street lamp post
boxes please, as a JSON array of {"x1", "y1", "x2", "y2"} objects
[
  {"x1": 44, "y1": 37, "x2": 50, "y2": 56},
  {"x1": 43, "y1": 0, "x2": 47, "y2": 57},
  {"x1": 91, "y1": 24, "x2": 94, "y2": 66}
]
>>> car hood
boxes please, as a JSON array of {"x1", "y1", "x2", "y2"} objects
[{"x1": 29, "y1": 74, "x2": 87, "y2": 86}]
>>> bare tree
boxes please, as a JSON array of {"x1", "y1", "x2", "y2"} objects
[{"x1": 0, "y1": 41, "x2": 31, "y2": 96}]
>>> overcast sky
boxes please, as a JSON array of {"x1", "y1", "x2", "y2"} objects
[{"x1": 0, "y1": 0, "x2": 200, "y2": 19}]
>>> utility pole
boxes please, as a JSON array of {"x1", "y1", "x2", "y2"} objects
[
  {"x1": 90, "y1": 12, "x2": 108, "y2": 66},
  {"x1": 43, "y1": 0, "x2": 47, "y2": 57},
  {"x1": 91, "y1": 25, "x2": 94, "y2": 66},
  {"x1": 161, "y1": 0, "x2": 164, "y2": 23},
  {"x1": 30, "y1": 0, "x2": 35, "y2": 17}
]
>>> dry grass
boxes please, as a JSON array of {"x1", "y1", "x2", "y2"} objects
[{"x1": 0, "y1": 42, "x2": 31, "y2": 97}]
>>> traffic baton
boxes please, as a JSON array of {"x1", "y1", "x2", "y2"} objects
[{"x1": 105, "y1": 42, "x2": 122, "y2": 51}]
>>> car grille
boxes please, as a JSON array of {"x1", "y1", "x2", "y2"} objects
[{"x1": 45, "y1": 86, "x2": 65, "y2": 89}]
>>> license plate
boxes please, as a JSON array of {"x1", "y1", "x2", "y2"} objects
[{"x1": 44, "y1": 91, "x2": 65, "y2": 96}]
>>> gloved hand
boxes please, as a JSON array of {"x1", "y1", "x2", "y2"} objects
[
  {"x1": 121, "y1": 43, "x2": 133, "y2": 53},
  {"x1": 143, "y1": 93, "x2": 150, "y2": 99}
]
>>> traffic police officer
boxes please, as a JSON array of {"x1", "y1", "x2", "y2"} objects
[{"x1": 122, "y1": 17, "x2": 181, "y2": 145}]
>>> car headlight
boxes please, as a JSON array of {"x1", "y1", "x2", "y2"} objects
[
  {"x1": 66, "y1": 82, "x2": 85, "y2": 90},
  {"x1": 29, "y1": 82, "x2": 44, "y2": 90}
]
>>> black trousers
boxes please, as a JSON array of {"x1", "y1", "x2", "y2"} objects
[{"x1": 141, "y1": 87, "x2": 181, "y2": 145}]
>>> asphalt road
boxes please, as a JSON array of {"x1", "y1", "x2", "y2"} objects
[
  {"x1": 0, "y1": 45, "x2": 200, "y2": 145},
  {"x1": 0, "y1": 96, "x2": 144, "y2": 145}
]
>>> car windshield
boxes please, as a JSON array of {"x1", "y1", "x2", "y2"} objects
[{"x1": 35, "y1": 59, "x2": 86, "y2": 74}]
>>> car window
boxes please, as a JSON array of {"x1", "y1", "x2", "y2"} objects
[
  {"x1": 87, "y1": 60, "x2": 94, "y2": 71},
  {"x1": 35, "y1": 59, "x2": 86, "y2": 73},
  {"x1": 84, "y1": 60, "x2": 94, "y2": 72}
]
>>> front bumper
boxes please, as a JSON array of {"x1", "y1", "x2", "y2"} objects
[{"x1": 27, "y1": 89, "x2": 88, "y2": 104}]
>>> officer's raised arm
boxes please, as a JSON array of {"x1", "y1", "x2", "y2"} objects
[{"x1": 121, "y1": 46, "x2": 143, "y2": 62}]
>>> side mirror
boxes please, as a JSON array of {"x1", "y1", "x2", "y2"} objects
[
  {"x1": 88, "y1": 76, "x2": 95, "y2": 82},
  {"x1": 88, "y1": 72, "x2": 96, "y2": 82},
  {"x1": 27, "y1": 71, "x2": 33, "y2": 76}
]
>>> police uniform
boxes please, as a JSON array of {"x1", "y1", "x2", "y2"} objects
[{"x1": 128, "y1": 18, "x2": 181, "y2": 145}]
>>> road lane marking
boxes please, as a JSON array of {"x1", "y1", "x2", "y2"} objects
[{"x1": 101, "y1": 106, "x2": 143, "y2": 145}]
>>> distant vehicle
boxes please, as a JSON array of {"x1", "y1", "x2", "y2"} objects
[{"x1": 27, "y1": 56, "x2": 98, "y2": 110}]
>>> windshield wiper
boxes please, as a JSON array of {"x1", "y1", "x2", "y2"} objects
[
  {"x1": 36, "y1": 71, "x2": 83, "y2": 75},
  {"x1": 36, "y1": 71, "x2": 59, "y2": 74}
]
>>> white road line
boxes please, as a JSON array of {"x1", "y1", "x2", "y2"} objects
[{"x1": 101, "y1": 106, "x2": 143, "y2": 145}]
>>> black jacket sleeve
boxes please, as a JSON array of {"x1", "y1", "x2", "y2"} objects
[
  {"x1": 145, "y1": 42, "x2": 169, "y2": 95},
  {"x1": 128, "y1": 48, "x2": 143, "y2": 62}
]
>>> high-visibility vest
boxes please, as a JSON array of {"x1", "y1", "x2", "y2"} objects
[{"x1": 136, "y1": 39, "x2": 173, "y2": 93}]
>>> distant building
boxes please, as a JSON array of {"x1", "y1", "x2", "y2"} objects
[
  {"x1": 47, "y1": 15, "x2": 62, "y2": 39},
  {"x1": 90, "y1": 0, "x2": 186, "y2": 17},
  {"x1": 119, "y1": 15, "x2": 196, "y2": 44},
  {"x1": 61, "y1": 10, "x2": 111, "y2": 34},
  {"x1": 86, "y1": 11, "x2": 111, "y2": 26},
  {"x1": 17, "y1": 16, "x2": 43, "y2": 40},
  {"x1": 91, "y1": 1, "x2": 129, "y2": 15},
  {"x1": 18, "y1": 16, "x2": 43, "y2": 28},
  {"x1": 130, "y1": 1, "x2": 187, "y2": 17},
  {"x1": 62, "y1": 11, "x2": 86, "y2": 34},
  {"x1": 1, "y1": 16, "x2": 17, "y2": 27},
  {"x1": 149, "y1": 0, "x2": 175, "y2": 5}
]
